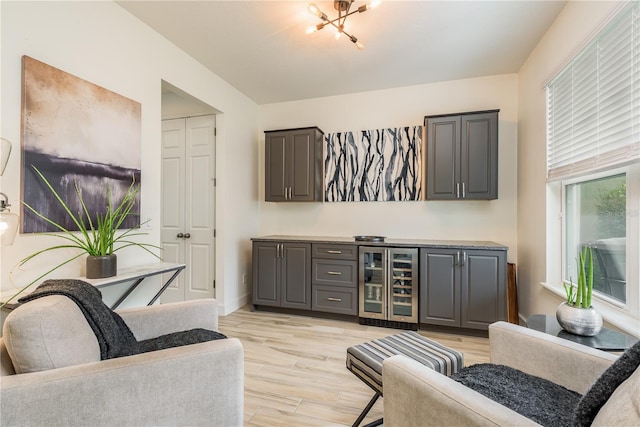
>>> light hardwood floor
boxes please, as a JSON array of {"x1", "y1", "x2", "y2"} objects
[{"x1": 218, "y1": 306, "x2": 490, "y2": 427}]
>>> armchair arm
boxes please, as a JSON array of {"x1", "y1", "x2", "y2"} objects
[
  {"x1": 489, "y1": 321, "x2": 617, "y2": 394},
  {"x1": 1, "y1": 337, "x2": 243, "y2": 427},
  {"x1": 117, "y1": 299, "x2": 219, "y2": 340},
  {"x1": 383, "y1": 355, "x2": 538, "y2": 427}
]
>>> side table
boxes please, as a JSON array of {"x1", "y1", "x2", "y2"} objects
[
  {"x1": 526, "y1": 314, "x2": 637, "y2": 352},
  {"x1": 1, "y1": 262, "x2": 186, "y2": 310}
]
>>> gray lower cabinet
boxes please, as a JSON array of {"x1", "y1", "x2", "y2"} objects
[
  {"x1": 265, "y1": 127, "x2": 324, "y2": 202},
  {"x1": 311, "y1": 243, "x2": 358, "y2": 315},
  {"x1": 419, "y1": 248, "x2": 506, "y2": 330},
  {"x1": 425, "y1": 110, "x2": 499, "y2": 200},
  {"x1": 252, "y1": 241, "x2": 311, "y2": 309}
]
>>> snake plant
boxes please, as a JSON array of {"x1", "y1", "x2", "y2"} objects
[{"x1": 562, "y1": 245, "x2": 594, "y2": 308}]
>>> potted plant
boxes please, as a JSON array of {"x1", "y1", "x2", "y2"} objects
[
  {"x1": 556, "y1": 245, "x2": 603, "y2": 336},
  {"x1": 2, "y1": 166, "x2": 160, "y2": 306}
]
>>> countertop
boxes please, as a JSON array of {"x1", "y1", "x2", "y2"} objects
[{"x1": 251, "y1": 235, "x2": 508, "y2": 250}]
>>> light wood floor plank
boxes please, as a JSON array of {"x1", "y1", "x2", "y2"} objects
[{"x1": 218, "y1": 306, "x2": 489, "y2": 426}]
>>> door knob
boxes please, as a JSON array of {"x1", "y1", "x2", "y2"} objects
[
  {"x1": 184, "y1": 233, "x2": 191, "y2": 239},
  {"x1": 177, "y1": 233, "x2": 184, "y2": 238}
]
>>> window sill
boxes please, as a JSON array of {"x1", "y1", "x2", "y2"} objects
[{"x1": 540, "y1": 282, "x2": 640, "y2": 337}]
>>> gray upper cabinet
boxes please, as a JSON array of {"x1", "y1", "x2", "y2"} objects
[
  {"x1": 425, "y1": 110, "x2": 499, "y2": 200},
  {"x1": 265, "y1": 127, "x2": 324, "y2": 202}
]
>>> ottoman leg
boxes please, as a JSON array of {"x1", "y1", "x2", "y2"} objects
[{"x1": 353, "y1": 391, "x2": 382, "y2": 427}]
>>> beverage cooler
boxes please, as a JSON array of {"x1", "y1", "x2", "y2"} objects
[{"x1": 359, "y1": 247, "x2": 418, "y2": 328}]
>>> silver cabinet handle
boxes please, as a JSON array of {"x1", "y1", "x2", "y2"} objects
[
  {"x1": 327, "y1": 297, "x2": 342, "y2": 302},
  {"x1": 456, "y1": 182, "x2": 460, "y2": 198},
  {"x1": 177, "y1": 233, "x2": 184, "y2": 238},
  {"x1": 462, "y1": 251, "x2": 467, "y2": 266},
  {"x1": 462, "y1": 182, "x2": 466, "y2": 198},
  {"x1": 327, "y1": 250, "x2": 342, "y2": 254},
  {"x1": 327, "y1": 271, "x2": 342, "y2": 275},
  {"x1": 289, "y1": 187, "x2": 293, "y2": 200}
]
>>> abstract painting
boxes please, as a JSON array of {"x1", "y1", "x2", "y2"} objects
[
  {"x1": 21, "y1": 56, "x2": 142, "y2": 233},
  {"x1": 325, "y1": 126, "x2": 422, "y2": 201}
]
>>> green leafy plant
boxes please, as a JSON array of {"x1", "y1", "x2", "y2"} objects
[
  {"x1": 562, "y1": 245, "x2": 594, "y2": 308},
  {"x1": 2, "y1": 166, "x2": 160, "y2": 306}
]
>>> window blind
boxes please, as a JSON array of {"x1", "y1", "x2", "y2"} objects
[{"x1": 546, "y1": 2, "x2": 640, "y2": 181}]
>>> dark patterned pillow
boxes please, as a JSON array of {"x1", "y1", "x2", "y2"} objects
[
  {"x1": 451, "y1": 363, "x2": 581, "y2": 427},
  {"x1": 573, "y1": 339, "x2": 640, "y2": 426}
]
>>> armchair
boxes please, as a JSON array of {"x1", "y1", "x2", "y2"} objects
[
  {"x1": 1, "y1": 297, "x2": 244, "y2": 427},
  {"x1": 383, "y1": 321, "x2": 639, "y2": 426}
]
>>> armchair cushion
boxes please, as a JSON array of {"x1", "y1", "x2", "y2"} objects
[
  {"x1": 18, "y1": 279, "x2": 138, "y2": 360},
  {"x1": 2, "y1": 295, "x2": 100, "y2": 374},
  {"x1": 574, "y1": 339, "x2": 640, "y2": 426},
  {"x1": 451, "y1": 363, "x2": 580, "y2": 427}
]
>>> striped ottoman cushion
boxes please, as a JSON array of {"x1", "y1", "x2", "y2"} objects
[{"x1": 346, "y1": 331, "x2": 464, "y2": 394}]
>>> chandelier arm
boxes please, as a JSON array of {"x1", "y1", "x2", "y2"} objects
[{"x1": 321, "y1": 7, "x2": 366, "y2": 27}]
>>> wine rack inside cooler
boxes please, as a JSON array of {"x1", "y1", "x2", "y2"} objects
[{"x1": 359, "y1": 247, "x2": 418, "y2": 327}]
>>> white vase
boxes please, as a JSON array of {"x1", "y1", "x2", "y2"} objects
[{"x1": 556, "y1": 302, "x2": 602, "y2": 336}]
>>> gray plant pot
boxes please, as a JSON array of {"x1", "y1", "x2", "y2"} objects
[
  {"x1": 86, "y1": 254, "x2": 117, "y2": 279},
  {"x1": 556, "y1": 302, "x2": 603, "y2": 336}
]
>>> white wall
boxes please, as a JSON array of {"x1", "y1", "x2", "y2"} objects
[
  {"x1": 259, "y1": 75, "x2": 519, "y2": 262},
  {"x1": 0, "y1": 1, "x2": 259, "y2": 315},
  {"x1": 517, "y1": 1, "x2": 624, "y2": 321}
]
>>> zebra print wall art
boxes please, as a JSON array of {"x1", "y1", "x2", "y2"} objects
[{"x1": 325, "y1": 126, "x2": 422, "y2": 202}]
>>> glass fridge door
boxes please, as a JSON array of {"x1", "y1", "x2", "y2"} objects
[
  {"x1": 389, "y1": 248, "x2": 418, "y2": 323},
  {"x1": 359, "y1": 247, "x2": 387, "y2": 319}
]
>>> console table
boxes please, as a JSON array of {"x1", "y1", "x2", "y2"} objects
[
  {"x1": 526, "y1": 314, "x2": 637, "y2": 351},
  {"x1": 1, "y1": 262, "x2": 185, "y2": 310}
]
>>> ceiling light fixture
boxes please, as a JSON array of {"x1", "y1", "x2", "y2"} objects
[{"x1": 306, "y1": 0, "x2": 380, "y2": 50}]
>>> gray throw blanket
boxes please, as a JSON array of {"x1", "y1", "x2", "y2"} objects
[{"x1": 19, "y1": 279, "x2": 226, "y2": 360}]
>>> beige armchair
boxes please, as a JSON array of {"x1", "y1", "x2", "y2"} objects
[
  {"x1": 1, "y1": 297, "x2": 244, "y2": 427},
  {"x1": 383, "y1": 321, "x2": 639, "y2": 426}
]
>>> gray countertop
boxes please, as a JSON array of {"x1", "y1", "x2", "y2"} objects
[{"x1": 251, "y1": 235, "x2": 508, "y2": 250}]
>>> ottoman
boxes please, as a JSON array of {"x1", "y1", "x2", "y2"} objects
[{"x1": 346, "y1": 331, "x2": 464, "y2": 427}]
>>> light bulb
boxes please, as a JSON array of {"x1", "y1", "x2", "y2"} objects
[
  {"x1": 355, "y1": 41, "x2": 365, "y2": 50},
  {"x1": 335, "y1": 31, "x2": 342, "y2": 40},
  {"x1": 368, "y1": 0, "x2": 381, "y2": 9},
  {"x1": 308, "y1": 3, "x2": 321, "y2": 17},
  {"x1": 306, "y1": 25, "x2": 318, "y2": 34}
]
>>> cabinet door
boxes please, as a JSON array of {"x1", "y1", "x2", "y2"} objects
[
  {"x1": 290, "y1": 130, "x2": 315, "y2": 201},
  {"x1": 281, "y1": 243, "x2": 312, "y2": 309},
  {"x1": 426, "y1": 116, "x2": 460, "y2": 200},
  {"x1": 389, "y1": 248, "x2": 418, "y2": 323},
  {"x1": 359, "y1": 247, "x2": 387, "y2": 320},
  {"x1": 461, "y1": 112, "x2": 498, "y2": 200},
  {"x1": 265, "y1": 133, "x2": 288, "y2": 201},
  {"x1": 419, "y1": 248, "x2": 460, "y2": 327},
  {"x1": 460, "y1": 249, "x2": 506, "y2": 329},
  {"x1": 252, "y1": 242, "x2": 280, "y2": 306}
]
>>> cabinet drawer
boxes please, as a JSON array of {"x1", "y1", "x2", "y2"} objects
[
  {"x1": 312, "y1": 244, "x2": 358, "y2": 260},
  {"x1": 312, "y1": 285, "x2": 357, "y2": 315},
  {"x1": 312, "y1": 259, "x2": 357, "y2": 288}
]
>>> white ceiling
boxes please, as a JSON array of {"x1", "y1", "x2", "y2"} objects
[{"x1": 117, "y1": 0, "x2": 567, "y2": 105}]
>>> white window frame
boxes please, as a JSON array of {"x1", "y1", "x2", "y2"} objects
[
  {"x1": 543, "y1": 1, "x2": 640, "y2": 336},
  {"x1": 544, "y1": 164, "x2": 639, "y2": 335}
]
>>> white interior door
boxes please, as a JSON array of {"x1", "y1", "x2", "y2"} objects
[{"x1": 161, "y1": 115, "x2": 216, "y2": 303}]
